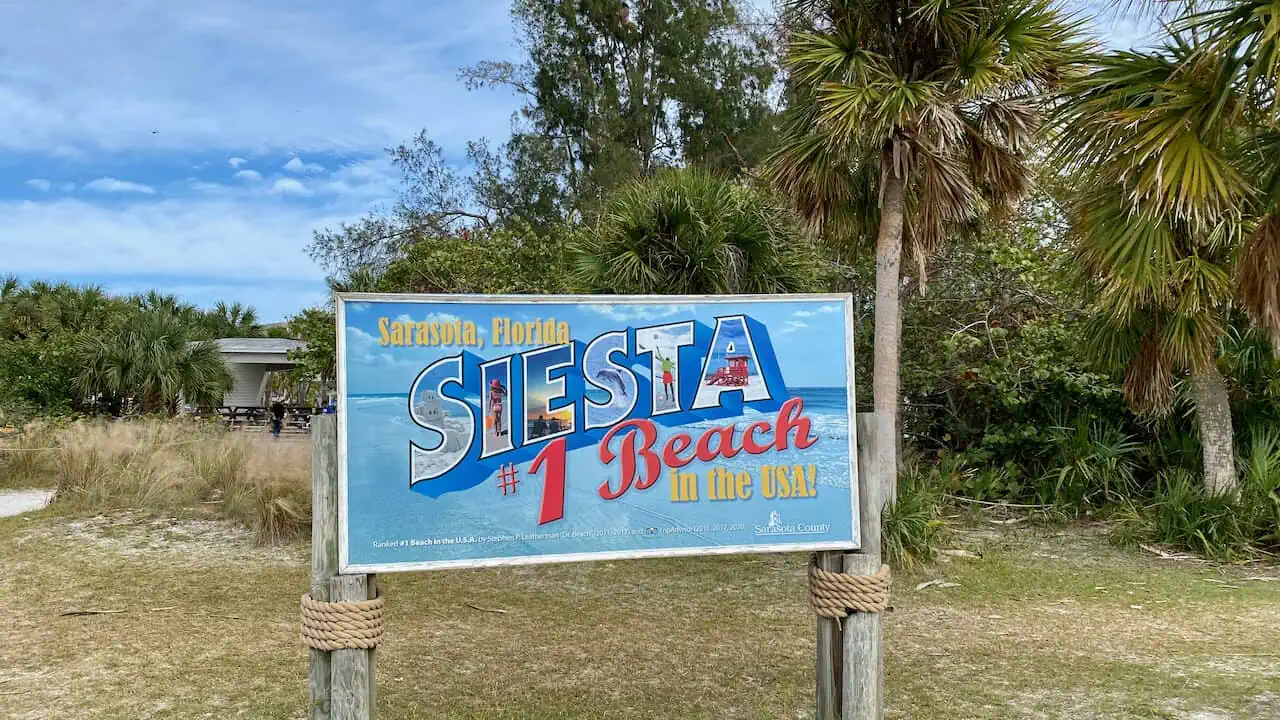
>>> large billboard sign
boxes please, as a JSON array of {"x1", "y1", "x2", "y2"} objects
[{"x1": 336, "y1": 294, "x2": 859, "y2": 572}]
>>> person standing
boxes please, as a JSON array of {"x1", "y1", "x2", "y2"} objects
[
  {"x1": 270, "y1": 399, "x2": 286, "y2": 438},
  {"x1": 654, "y1": 346, "x2": 676, "y2": 402},
  {"x1": 488, "y1": 379, "x2": 508, "y2": 436}
]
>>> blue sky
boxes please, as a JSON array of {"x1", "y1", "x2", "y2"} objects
[{"x1": 0, "y1": 1, "x2": 1157, "y2": 323}]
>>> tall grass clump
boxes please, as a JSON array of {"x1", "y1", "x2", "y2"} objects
[
  {"x1": 882, "y1": 451, "x2": 948, "y2": 569},
  {"x1": 1126, "y1": 432, "x2": 1280, "y2": 560},
  {"x1": 19, "y1": 419, "x2": 310, "y2": 544},
  {"x1": 0, "y1": 421, "x2": 60, "y2": 490},
  {"x1": 213, "y1": 433, "x2": 311, "y2": 543}
]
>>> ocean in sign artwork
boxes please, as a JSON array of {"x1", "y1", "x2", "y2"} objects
[{"x1": 337, "y1": 295, "x2": 859, "y2": 572}]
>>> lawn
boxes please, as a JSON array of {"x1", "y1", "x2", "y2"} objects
[{"x1": 0, "y1": 509, "x2": 1276, "y2": 719}]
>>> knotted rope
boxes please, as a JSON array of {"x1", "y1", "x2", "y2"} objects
[
  {"x1": 808, "y1": 556, "x2": 891, "y2": 618},
  {"x1": 300, "y1": 591, "x2": 385, "y2": 651}
]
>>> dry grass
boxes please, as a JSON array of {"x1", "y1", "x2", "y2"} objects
[
  {"x1": 0, "y1": 419, "x2": 309, "y2": 543},
  {"x1": 2, "y1": 423, "x2": 1278, "y2": 718},
  {"x1": 0, "y1": 421, "x2": 61, "y2": 489},
  {"x1": 0, "y1": 513, "x2": 1275, "y2": 720}
]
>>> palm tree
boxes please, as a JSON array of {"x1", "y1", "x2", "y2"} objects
[
  {"x1": 76, "y1": 309, "x2": 231, "y2": 414},
  {"x1": 571, "y1": 169, "x2": 829, "y2": 294},
  {"x1": 132, "y1": 290, "x2": 202, "y2": 328},
  {"x1": 765, "y1": 0, "x2": 1090, "y2": 493},
  {"x1": 1180, "y1": 1, "x2": 1280, "y2": 351},
  {"x1": 199, "y1": 301, "x2": 264, "y2": 339},
  {"x1": 0, "y1": 281, "x2": 119, "y2": 340},
  {"x1": 1053, "y1": 33, "x2": 1280, "y2": 495}
]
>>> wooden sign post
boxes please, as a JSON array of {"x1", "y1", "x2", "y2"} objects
[
  {"x1": 309, "y1": 413, "x2": 377, "y2": 720},
  {"x1": 816, "y1": 412, "x2": 886, "y2": 720}
]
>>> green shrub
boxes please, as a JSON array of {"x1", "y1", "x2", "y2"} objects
[
  {"x1": 882, "y1": 453, "x2": 948, "y2": 569},
  {"x1": 572, "y1": 169, "x2": 831, "y2": 295},
  {"x1": 1035, "y1": 419, "x2": 1142, "y2": 509},
  {"x1": 1145, "y1": 469, "x2": 1254, "y2": 560},
  {"x1": 1238, "y1": 429, "x2": 1280, "y2": 549},
  {"x1": 1126, "y1": 439, "x2": 1278, "y2": 560}
]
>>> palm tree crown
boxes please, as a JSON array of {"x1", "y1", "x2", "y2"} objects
[
  {"x1": 1053, "y1": 19, "x2": 1280, "y2": 494},
  {"x1": 572, "y1": 169, "x2": 828, "y2": 295},
  {"x1": 769, "y1": 0, "x2": 1090, "y2": 260},
  {"x1": 76, "y1": 310, "x2": 231, "y2": 414},
  {"x1": 767, "y1": 0, "x2": 1089, "y2": 491}
]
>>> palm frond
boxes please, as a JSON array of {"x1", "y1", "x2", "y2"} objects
[
  {"x1": 1124, "y1": 325, "x2": 1177, "y2": 415},
  {"x1": 1071, "y1": 189, "x2": 1179, "y2": 316},
  {"x1": 1179, "y1": 0, "x2": 1280, "y2": 114},
  {"x1": 1055, "y1": 44, "x2": 1250, "y2": 223},
  {"x1": 911, "y1": 0, "x2": 986, "y2": 40},
  {"x1": 764, "y1": 108, "x2": 879, "y2": 241},
  {"x1": 1161, "y1": 309, "x2": 1223, "y2": 373},
  {"x1": 1237, "y1": 213, "x2": 1280, "y2": 350}
]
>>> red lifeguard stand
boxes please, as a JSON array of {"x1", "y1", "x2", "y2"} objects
[{"x1": 706, "y1": 354, "x2": 750, "y2": 386}]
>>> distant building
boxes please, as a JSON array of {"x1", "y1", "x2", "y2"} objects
[{"x1": 209, "y1": 338, "x2": 305, "y2": 407}]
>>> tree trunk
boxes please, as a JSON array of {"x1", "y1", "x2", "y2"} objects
[
  {"x1": 873, "y1": 171, "x2": 906, "y2": 506},
  {"x1": 141, "y1": 391, "x2": 167, "y2": 415},
  {"x1": 1190, "y1": 368, "x2": 1236, "y2": 496}
]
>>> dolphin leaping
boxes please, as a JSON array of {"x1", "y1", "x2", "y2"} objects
[{"x1": 594, "y1": 368, "x2": 629, "y2": 398}]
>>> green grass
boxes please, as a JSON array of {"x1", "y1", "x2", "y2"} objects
[{"x1": 0, "y1": 510, "x2": 1275, "y2": 719}]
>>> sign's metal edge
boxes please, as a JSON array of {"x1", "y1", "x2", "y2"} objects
[{"x1": 334, "y1": 292, "x2": 861, "y2": 573}]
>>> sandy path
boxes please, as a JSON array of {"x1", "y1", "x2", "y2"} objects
[{"x1": 0, "y1": 489, "x2": 54, "y2": 517}]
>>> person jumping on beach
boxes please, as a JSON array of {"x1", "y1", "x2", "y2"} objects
[
  {"x1": 654, "y1": 346, "x2": 675, "y2": 402},
  {"x1": 488, "y1": 378, "x2": 508, "y2": 436}
]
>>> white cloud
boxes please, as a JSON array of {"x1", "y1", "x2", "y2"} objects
[
  {"x1": 228, "y1": 156, "x2": 247, "y2": 168},
  {"x1": 270, "y1": 177, "x2": 310, "y2": 196},
  {"x1": 60, "y1": 182, "x2": 76, "y2": 192},
  {"x1": 25, "y1": 178, "x2": 51, "y2": 191},
  {"x1": 0, "y1": 2, "x2": 521, "y2": 155},
  {"x1": 344, "y1": 325, "x2": 422, "y2": 368},
  {"x1": 313, "y1": 158, "x2": 399, "y2": 200},
  {"x1": 584, "y1": 304, "x2": 695, "y2": 323},
  {"x1": 183, "y1": 159, "x2": 397, "y2": 205},
  {"x1": 391, "y1": 311, "x2": 489, "y2": 336},
  {"x1": 284, "y1": 156, "x2": 325, "y2": 174},
  {"x1": 84, "y1": 176, "x2": 156, "y2": 194},
  {"x1": 344, "y1": 326, "x2": 383, "y2": 363},
  {"x1": 776, "y1": 320, "x2": 810, "y2": 336},
  {"x1": 0, "y1": 195, "x2": 339, "y2": 282},
  {"x1": 638, "y1": 325, "x2": 693, "y2": 347},
  {"x1": 784, "y1": 304, "x2": 840, "y2": 330}
]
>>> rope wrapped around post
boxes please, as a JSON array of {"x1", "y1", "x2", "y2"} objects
[
  {"x1": 808, "y1": 554, "x2": 891, "y2": 618},
  {"x1": 300, "y1": 590, "x2": 385, "y2": 651}
]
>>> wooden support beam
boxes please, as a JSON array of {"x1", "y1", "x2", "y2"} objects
[
  {"x1": 330, "y1": 575, "x2": 372, "y2": 720},
  {"x1": 843, "y1": 412, "x2": 885, "y2": 719},
  {"x1": 815, "y1": 550, "x2": 844, "y2": 719},
  {"x1": 309, "y1": 414, "x2": 338, "y2": 720}
]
